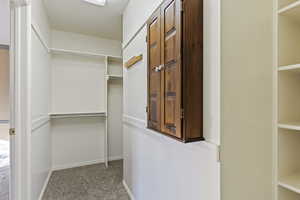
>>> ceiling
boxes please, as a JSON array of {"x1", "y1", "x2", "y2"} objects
[{"x1": 44, "y1": 0, "x2": 129, "y2": 41}]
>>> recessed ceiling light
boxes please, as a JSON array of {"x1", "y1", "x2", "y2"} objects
[{"x1": 82, "y1": 0, "x2": 106, "y2": 7}]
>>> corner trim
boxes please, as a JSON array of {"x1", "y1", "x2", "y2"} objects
[
  {"x1": 38, "y1": 169, "x2": 52, "y2": 200},
  {"x1": 123, "y1": 115, "x2": 147, "y2": 129},
  {"x1": 123, "y1": 180, "x2": 135, "y2": 200},
  {"x1": 32, "y1": 115, "x2": 50, "y2": 132}
]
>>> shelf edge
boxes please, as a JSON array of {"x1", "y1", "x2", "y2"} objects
[
  {"x1": 278, "y1": 181, "x2": 300, "y2": 194},
  {"x1": 278, "y1": 0, "x2": 300, "y2": 14}
]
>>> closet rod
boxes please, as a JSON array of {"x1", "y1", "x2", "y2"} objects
[
  {"x1": 50, "y1": 112, "x2": 107, "y2": 119},
  {"x1": 50, "y1": 48, "x2": 122, "y2": 60},
  {"x1": 0, "y1": 120, "x2": 9, "y2": 124}
]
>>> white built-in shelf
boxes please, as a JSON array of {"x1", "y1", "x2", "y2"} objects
[
  {"x1": 49, "y1": 112, "x2": 107, "y2": 119},
  {"x1": 106, "y1": 74, "x2": 123, "y2": 80},
  {"x1": 278, "y1": 122, "x2": 300, "y2": 131},
  {"x1": 278, "y1": 64, "x2": 300, "y2": 73},
  {"x1": 50, "y1": 48, "x2": 122, "y2": 60},
  {"x1": 278, "y1": 0, "x2": 300, "y2": 19},
  {"x1": 279, "y1": 172, "x2": 300, "y2": 194}
]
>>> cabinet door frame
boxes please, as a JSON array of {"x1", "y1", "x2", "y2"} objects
[
  {"x1": 160, "y1": 0, "x2": 182, "y2": 138},
  {"x1": 147, "y1": 9, "x2": 162, "y2": 131}
]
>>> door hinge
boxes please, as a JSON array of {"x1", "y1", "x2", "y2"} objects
[
  {"x1": 146, "y1": 35, "x2": 148, "y2": 43},
  {"x1": 146, "y1": 106, "x2": 149, "y2": 113},
  {"x1": 181, "y1": 1, "x2": 185, "y2": 12},
  {"x1": 217, "y1": 146, "x2": 221, "y2": 162},
  {"x1": 181, "y1": 109, "x2": 184, "y2": 119},
  {"x1": 9, "y1": 128, "x2": 16, "y2": 136}
]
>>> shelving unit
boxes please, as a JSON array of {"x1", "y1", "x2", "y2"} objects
[
  {"x1": 103, "y1": 55, "x2": 123, "y2": 167},
  {"x1": 50, "y1": 48, "x2": 122, "y2": 60},
  {"x1": 276, "y1": 0, "x2": 300, "y2": 199}
]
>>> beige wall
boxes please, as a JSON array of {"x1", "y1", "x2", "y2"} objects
[
  {"x1": 0, "y1": 48, "x2": 9, "y2": 140},
  {"x1": 0, "y1": 48, "x2": 9, "y2": 120},
  {"x1": 0, "y1": 0, "x2": 10, "y2": 45},
  {"x1": 221, "y1": 0, "x2": 274, "y2": 199}
]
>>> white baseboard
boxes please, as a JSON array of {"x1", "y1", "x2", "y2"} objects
[
  {"x1": 123, "y1": 180, "x2": 135, "y2": 200},
  {"x1": 52, "y1": 156, "x2": 123, "y2": 171},
  {"x1": 109, "y1": 155, "x2": 123, "y2": 161},
  {"x1": 38, "y1": 169, "x2": 52, "y2": 200}
]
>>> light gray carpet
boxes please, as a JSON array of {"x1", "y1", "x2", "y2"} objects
[
  {"x1": 0, "y1": 139, "x2": 9, "y2": 200},
  {"x1": 42, "y1": 160, "x2": 130, "y2": 200},
  {"x1": 0, "y1": 166, "x2": 9, "y2": 200}
]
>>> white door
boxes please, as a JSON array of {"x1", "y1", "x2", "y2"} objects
[{"x1": 9, "y1": 1, "x2": 31, "y2": 199}]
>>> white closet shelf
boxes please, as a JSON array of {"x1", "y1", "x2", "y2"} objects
[
  {"x1": 279, "y1": 172, "x2": 300, "y2": 194},
  {"x1": 278, "y1": 122, "x2": 300, "y2": 131},
  {"x1": 278, "y1": 0, "x2": 300, "y2": 18},
  {"x1": 106, "y1": 74, "x2": 123, "y2": 80},
  {"x1": 50, "y1": 48, "x2": 122, "y2": 60},
  {"x1": 278, "y1": 64, "x2": 300, "y2": 73},
  {"x1": 108, "y1": 56, "x2": 123, "y2": 62},
  {"x1": 49, "y1": 112, "x2": 107, "y2": 119}
]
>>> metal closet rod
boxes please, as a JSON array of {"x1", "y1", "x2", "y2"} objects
[{"x1": 49, "y1": 112, "x2": 107, "y2": 119}]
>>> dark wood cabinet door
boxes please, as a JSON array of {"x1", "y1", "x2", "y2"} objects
[
  {"x1": 160, "y1": 0, "x2": 182, "y2": 138},
  {"x1": 147, "y1": 10, "x2": 162, "y2": 131}
]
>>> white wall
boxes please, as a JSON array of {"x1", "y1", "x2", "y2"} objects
[
  {"x1": 51, "y1": 30, "x2": 122, "y2": 57},
  {"x1": 31, "y1": 0, "x2": 52, "y2": 199},
  {"x1": 50, "y1": 55, "x2": 106, "y2": 113},
  {"x1": 51, "y1": 118, "x2": 106, "y2": 170},
  {"x1": 220, "y1": 0, "x2": 273, "y2": 199},
  {"x1": 0, "y1": 0, "x2": 10, "y2": 45},
  {"x1": 122, "y1": 20, "x2": 220, "y2": 200}
]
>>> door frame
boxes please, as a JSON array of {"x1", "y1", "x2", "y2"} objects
[{"x1": 9, "y1": 1, "x2": 31, "y2": 200}]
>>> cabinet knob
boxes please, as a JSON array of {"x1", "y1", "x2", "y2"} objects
[{"x1": 158, "y1": 64, "x2": 164, "y2": 71}]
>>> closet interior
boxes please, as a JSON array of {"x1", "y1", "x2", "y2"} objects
[
  {"x1": 277, "y1": 0, "x2": 300, "y2": 198},
  {"x1": 31, "y1": 0, "x2": 124, "y2": 177}
]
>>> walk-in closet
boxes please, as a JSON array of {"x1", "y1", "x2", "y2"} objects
[{"x1": 29, "y1": 0, "x2": 125, "y2": 199}]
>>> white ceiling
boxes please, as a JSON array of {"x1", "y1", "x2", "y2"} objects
[{"x1": 44, "y1": 0, "x2": 129, "y2": 41}]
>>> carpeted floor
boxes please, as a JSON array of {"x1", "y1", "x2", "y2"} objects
[
  {"x1": 0, "y1": 166, "x2": 9, "y2": 200},
  {"x1": 42, "y1": 160, "x2": 130, "y2": 200},
  {"x1": 0, "y1": 139, "x2": 9, "y2": 200}
]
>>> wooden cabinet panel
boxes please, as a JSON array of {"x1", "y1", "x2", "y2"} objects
[
  {"x1": 148, "y1": 10, "x2": 162, "y2": 131},
  {"x1": 182, "y1": 0, "x2": 204, "y2": 140},
  {"x1": 161, "y1": 0, "x2": 181, "y2": 138},
  {"x1": 147, "y1": 0, "x2": 203, "y2": 142}
]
